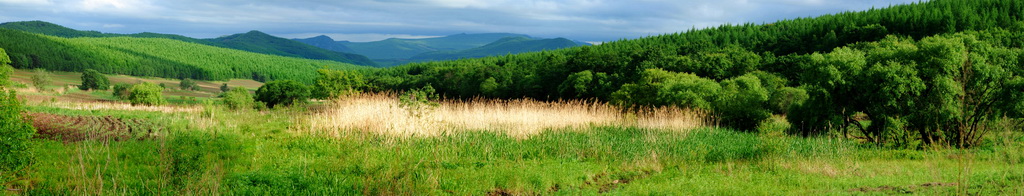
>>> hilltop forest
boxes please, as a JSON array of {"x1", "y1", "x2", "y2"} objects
[{"x1": 360, "y1": 0, "x2": 1024, "y2": 148}]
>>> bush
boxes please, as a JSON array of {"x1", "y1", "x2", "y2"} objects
[
  {"x1": 0, "y1": 90, "x2": 35, "y2": 178},
  {"x1": 31, "y1": 68, "x2": 52, "y2": 90},
  {"x1": 112, "y1": 83, "x2": 133, "y2": 100},
  {"x1": 222, "y1": 87, "x2": 255, "y2": 110},
  {"x1": 312, "y1": 69, "x2": 366, "y2": 99},
  {"x1": 180, "y1": 78, "x2": 200, "y2": 91},
  {"x1": 79, "y1": 69, "x2": 110, "y2": 90},
  {"x1": 128, "y1": 82, "x2": 166, "y2": 106},
  {"x1": 255, "y1": 80, "x2": 310, "y2": 108},
  {"x1": 714, "y1": 74, "x2": 772, "y2": 131},
  {"x1": 0, "y1": 48, "x2": 12, "y2": 87},
  {"x1": 769, "y1": 87, "x2": 809, "y2": 114}
]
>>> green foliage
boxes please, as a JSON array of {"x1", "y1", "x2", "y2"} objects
[
  {"x1": 714, "y1": 74, "x2": 772, "y2": 131},
  {"x1": 611, "y1": 69, "x2": 720, "y2": 110},
  {"x1": 30, "y1": 68, "x2": 51, "y2": 90},
  {"x1": 255, "y1": 80, "x2": 310, "y2": 108},
  {"x1": 0, "y1": 29, "x2": 366, "y2": 83},
  {"x1": 311, "y1": 69, "x2": 366, "y2": 99},
  {"x1": 0, "y1": 90, "x2": 35, "y2": 179},
  {"x1": 179, "y1": 78, "x2": 199, "y2": 91},
  {"x1": 768, "y1": 87, "x2": 808, "y2": 114},
  {"x1": 0, "y1": 48, "x2": 11, "y2": 87},
  {"x1": 79, "y1": 69, "x2": 109, "y2": 90},
  {"x1": 399, "y1": 84, "x2": 440, "y2": 118},
  {"x1": 222, "y1": 87, "x2": 255, "y2": 110},
  {"x1": 112, "y1": 83, "x2": 133, "y2": 100},
  {"x1": 128, "y1": 82, "x2": 166, "y2": 106}
]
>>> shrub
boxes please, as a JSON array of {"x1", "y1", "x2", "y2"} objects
[
  {"x1": 769, "y1": 87, "x2": 809, "y2": 114},
  {"x1": 79, "y1": 69, "x2": 110, "y2": 90},
  {"x1": 112, "y1": 83, "x2": 133, "y2": 100},
  {"x1": 255, "y1": 80, "x2": 310, "y2": 108},
  {"x1": 180, "y1": 78, "x2": 200, "y2": 91},
  {"x1": 0, "y1": 90, "x2": 35, "y2": 178},
  {"x1": 0, "y1": 48, "x2": 12, "y2": 87},
  {"x1": 31, "y1": 68, "x2": 52, "y2": 90},
  {"x1": 399, "y1": 84, "x2": 440, "y2": 117},
  {"x1": 222, "y1": 87, "x2": 255, "y2": 110},
  {"x1": 714, "y1": 74, "x2": 772, "y2": 131},
  {"x1": 312, "y1": 69, "x2": 366, "y2": 99},
  {"x1": 128, "y1": 82, "x2": 166, "y2": 106}
]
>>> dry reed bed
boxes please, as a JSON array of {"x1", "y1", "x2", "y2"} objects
[{"x1": 306, "y1": 94, "x2": 709, "y2": 138}]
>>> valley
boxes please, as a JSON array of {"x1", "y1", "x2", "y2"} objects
[{"x1": 1, "y1": 0, "x2": 1023, "y2": 195}]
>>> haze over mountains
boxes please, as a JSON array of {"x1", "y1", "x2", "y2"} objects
[
  {"x1": 294, "y1": 33, "x2": 589, "y2": 66},
  {"x1": 0, "y1": 21, "x2": 588, "y2": 67}
]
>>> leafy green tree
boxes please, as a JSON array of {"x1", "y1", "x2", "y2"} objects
[
  {"x1": 399, "y1": 84, "x2": 440, "y2": 118},
  {"x1": 179, "y1": 78, "x2": 199, "y2": 91},
  {"x1": 0, "y1": 90, "x2": 35, "y2": 180},
  {"x1": 112, "y1": 83, "x2": 133, "y2": 100},
  {"x1": 255, "y1": 80, "x2": 310, "y2": 108},
  {"x1": 611, "y1": 69, "x2": 720, "y2": 110},
  {"x1": 79, "y1": 69, "x2": 109, "y2": 90},
  {"x1": 31, "y1": 68, "x2": 52, "y2": 90},
  {"x1": 221, "y1": 87, "x2": 255, "y2": 110},
  {"x1": 312, "y1": 69, "x2": 366, "y2": 99},
  {"x1": 1, "y1": 48, "x2": 35, "y2": 178},
  {"x1": 479, "y1": 77, "x2": 500, "y2": 97},
  {"x1": 714, "y1": 74, "x2": 772, "y2": 131},
  {"x1": 769, "y1": 87, "x2": 808, "y2": 115},
  {"x1": 128, "y1": 82, "x2": 166, "y2": 106},
  {"x1": 0, "y1": 48, "x2": 11, "y2": 87}
]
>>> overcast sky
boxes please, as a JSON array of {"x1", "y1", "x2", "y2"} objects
[{"x1": 0, "y1": 0, "x2": 922, "y2": 42}]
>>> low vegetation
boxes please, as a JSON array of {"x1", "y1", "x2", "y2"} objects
[{"x1": 0, "y1": 0, "x2": 1022, "y2": 194}]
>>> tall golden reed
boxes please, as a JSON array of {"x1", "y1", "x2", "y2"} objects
[{"x1": 306, "y1": 93, "x2": 708, "y2": 138}]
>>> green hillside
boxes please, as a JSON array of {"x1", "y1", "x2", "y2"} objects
[
  {"x1": 338, "y1": 38, "x2": 437, "y2": 60},
  {"x1": 208, "y1": 31, "x2": 376, "y2": 66},
  {"x1": 0, "y1": 21, "x2": 225, "y2": 46},
  {"x1": 410, "y1": 37, "x2": 581, "y2": 61},
  {"x1": 293, "y1": 35, "x2": 356, "y2": 53},
  {"x1": 369, "y1": 0, "x2": 1024, "y2": 146},
  {"x1": 0, "y1": 29, "x2": 365, "y2": 83},
  {"x1": 0, "y1": 21, "x2": 377, "y2": 67},
  {"x1": 298, "y1": 33, "x2": 588, "y2": 66}
]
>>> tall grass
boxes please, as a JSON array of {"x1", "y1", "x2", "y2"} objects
[{"x1": 305, "y1": 93, "x2": 708, "y2": 138}]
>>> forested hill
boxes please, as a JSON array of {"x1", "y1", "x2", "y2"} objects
[
  {"x1": 367, "y1": 0, "x2": 1024, "y2": 145},
  {"x1": 409, "y1": 37, "x2": 581, "y2": 61},
  {"x1": 0, "y1": 28, "x2": 365, "y2": 83},
  {"x1": 207, "y1": 30, "x2": 376, "y2": 66},
  {"x1": 0, "y1": 21, "x2": 377, "y2": 67},
  {"x1": 294, "y1": 33, "x2": 589, "y2": 67}
]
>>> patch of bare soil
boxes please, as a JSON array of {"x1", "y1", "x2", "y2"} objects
[
  {"x1": 848, "y1": 182, "x2": 958, "y2": 194},
  {"x1": 27, "y1": 112, "x2": 160, "y2": 142}
]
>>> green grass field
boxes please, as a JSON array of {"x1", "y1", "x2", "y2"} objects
[{"x1": 5, "y1": 69, "x2": 1023, "y2": 195}]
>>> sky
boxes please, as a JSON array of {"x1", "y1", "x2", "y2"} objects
[{"x1": 0, "y1": 0, "x2": 923, "y2": 43}]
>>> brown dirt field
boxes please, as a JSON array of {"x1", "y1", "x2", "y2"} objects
[{"x1": 26, "y1": 112, "x2": 159, "y2": 142}]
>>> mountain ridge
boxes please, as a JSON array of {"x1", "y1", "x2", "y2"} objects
[{"x1": 0, "y1": 21, "x2": 377, "y2": 67}]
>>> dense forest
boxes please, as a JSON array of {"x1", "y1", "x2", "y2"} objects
[
  {"x1": 359, "y1": 0, "x2": 1024, "y2": 148},
  {"x1": 0, "y1": 29, "x2": 366, "y2": 83}
]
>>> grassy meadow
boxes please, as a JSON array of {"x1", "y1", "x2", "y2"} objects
[{"x1": 3, "y1": 69, "x2": 1023, "y2": 195}]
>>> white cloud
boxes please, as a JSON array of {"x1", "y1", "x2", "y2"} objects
[
  {"x1": 0, "y1": 0, "x2": 924, "y2": 42},
  {"x1": 0, "y1": 0, "x2": 51, "y2": 5}
]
